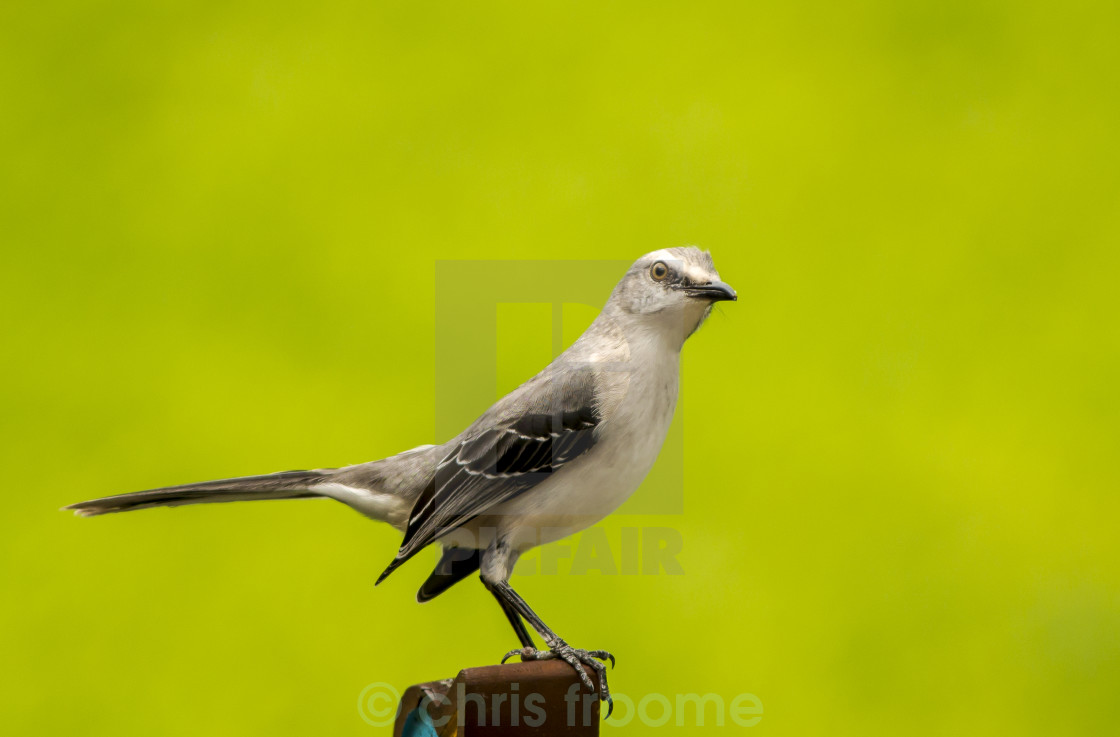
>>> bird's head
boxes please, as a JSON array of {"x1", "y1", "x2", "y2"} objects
[{"x1": 604, "y1": 246, "x2": 736, "y2": 345}]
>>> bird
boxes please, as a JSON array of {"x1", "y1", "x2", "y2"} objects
[{"x1": 64, "y1": 246, "x2": 736, "y2": 714}]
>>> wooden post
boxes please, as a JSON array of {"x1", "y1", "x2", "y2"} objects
[{"x1": 394, "y1": 661, "x2": 602, "y2": 736}]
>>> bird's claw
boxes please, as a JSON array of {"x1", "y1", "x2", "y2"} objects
[
  {"x1": 586, "y1": 649, "x2": 616, "y2": 669},
  {"x1": 500, "y1": 643, "x2": 615, "y2": 717},
  {"x1": 501, "y1": 646, "x2": 534, "y2": 664}
]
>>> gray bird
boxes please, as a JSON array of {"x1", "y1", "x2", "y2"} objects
[{"x1": 65, "y1": 247, "x2": 736, "y2": 713}]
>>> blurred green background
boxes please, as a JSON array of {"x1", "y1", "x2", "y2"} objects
[{"x1": 2, "y1": 1, "x2": 1118, "y2": 734}]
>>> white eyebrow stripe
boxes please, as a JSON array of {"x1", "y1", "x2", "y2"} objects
[{"x1": 683, "y1": 264, "x2": 712, "y2": 283}]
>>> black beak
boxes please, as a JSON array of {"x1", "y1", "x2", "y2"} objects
[{"x1": 681, "y1": 280, "x2": 737, "y2": 303}]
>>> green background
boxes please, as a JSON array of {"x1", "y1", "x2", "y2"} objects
[{"x1": 2, "y1": 1, "x2": 1118, "y2": 734}]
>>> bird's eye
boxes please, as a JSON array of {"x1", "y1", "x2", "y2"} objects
[{"x1": 650, "y1": 261, "x2": 669, "y2": 281}]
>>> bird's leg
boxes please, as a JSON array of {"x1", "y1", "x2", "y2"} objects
[
  {"x1": 489, "y1": 584, "x2": 536, "y2": 649},
  {"x1": 481, "y1": 538, "x2": 615, "y2": 714},
  {"x1": 487, "y1": 579, "x2": 615, "y2": 714}
]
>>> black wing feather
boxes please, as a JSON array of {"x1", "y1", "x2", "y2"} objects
[{"x1": 376, "y1": 404, "x2": 598, "y2": 584}]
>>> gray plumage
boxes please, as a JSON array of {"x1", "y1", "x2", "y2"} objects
[{"x1": 65, "y1": 246, "x2": 736, "y2": 710}]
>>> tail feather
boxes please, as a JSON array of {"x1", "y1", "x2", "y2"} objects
[{"x1": 64, "y1": 469, "x2": 331, "y2": 517}]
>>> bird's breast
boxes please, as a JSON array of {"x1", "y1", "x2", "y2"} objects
[{"x1": 491, "y1": 351, "x2": 681, "y2": 550}]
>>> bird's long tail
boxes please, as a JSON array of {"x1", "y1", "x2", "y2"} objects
[{"x1": 63, "y1": 469, "x2": 331, "y2": 517}]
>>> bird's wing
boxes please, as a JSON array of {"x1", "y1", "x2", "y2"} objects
[{"x1": 376, "y1": 366, "x2": 600, "y2": 583}]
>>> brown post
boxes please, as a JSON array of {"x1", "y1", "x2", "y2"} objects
[{"x1": 393, "y1": 661, "x2": 602, "y2": 736}]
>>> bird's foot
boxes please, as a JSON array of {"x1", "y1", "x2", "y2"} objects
[{"x1": 502, "y1": 643, "x2": 615, "y2": 716}]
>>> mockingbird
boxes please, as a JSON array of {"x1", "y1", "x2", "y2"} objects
[{"x1": 66, "y1": 247, "x2": 735, "y2": 713}]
